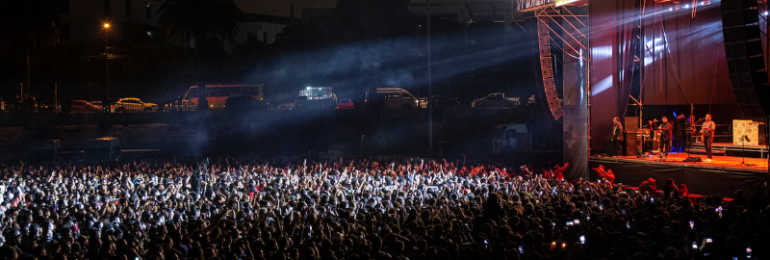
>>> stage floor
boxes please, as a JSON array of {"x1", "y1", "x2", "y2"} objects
[
  {"x1": 689, "y1": 142, "x2": 768, "y2": 158},
  {"x1": 592, "y1": 153, "x2": 768, "y2": 173},
  {"x1": 589, "y1": 153, "x2": 768, "y2": 197}
]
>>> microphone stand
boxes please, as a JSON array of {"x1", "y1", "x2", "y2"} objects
[
  {"x1": 740, "y1": 133, "x2": 755, "y2": 167},
  {"x1": 684, "y1": 118, "x2": 706, "y2": 163}
]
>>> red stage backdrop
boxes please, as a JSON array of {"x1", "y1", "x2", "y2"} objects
[{"x1": 589, "y1": 0, "x2": 736, "y2": 151}]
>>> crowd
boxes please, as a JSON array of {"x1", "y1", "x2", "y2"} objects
[{"x1": 0, "y1": 157, "x2": 767, "y2": 260}]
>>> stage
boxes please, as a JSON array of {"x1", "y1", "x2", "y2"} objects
[
  {"x1": 689, "y1": 142, "x2": 768, "y2": 158},
  {"x1": 589, "y1": 153, "x2": 768, "y2": 198}
]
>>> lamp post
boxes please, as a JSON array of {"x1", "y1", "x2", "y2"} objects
[
  {"x1": 427, "y1": 0, "x2": 432, "y2": 156},
  {"x1": 103, "y1": 23, "x2": 111, "y2": 109}
]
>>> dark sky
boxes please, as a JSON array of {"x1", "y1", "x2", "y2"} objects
[
  {"x1": 236, "y1": 0, "x2": 337, "y2": 18},
  {"x1": 235, "y1": 0, "x2": 511, "y2": 18}
]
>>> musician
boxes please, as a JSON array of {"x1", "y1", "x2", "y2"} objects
[
  {"x1": 658, "y1": 116, "x2": 672, "y2": 159},
  {"x1": 642, "y1": 119, "x2": 656, "y2": 154},
  {"x1": 674, "y1": 114, "x2": 686, "y2": 152},
  {"x1": 612, "y1": 117, "x2": 624, "y2": 157},
  {"x1": 701, "y1": 114, "x2": 715, "y2": 162},
  {"x1": 647, "y1": 119, "x2": 658, "y2": 132}
]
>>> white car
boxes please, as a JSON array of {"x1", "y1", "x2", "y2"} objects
[{"x1": 114, "y1": 97, "x2": 159, "y2": 113}]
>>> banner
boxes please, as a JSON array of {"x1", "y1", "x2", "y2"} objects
[{"x1": 732, "y1": 120, "x2": 759, "y2": 146}]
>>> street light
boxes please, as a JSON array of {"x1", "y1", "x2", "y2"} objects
[{"x1": 102, "y1": 23, "x2": 111, "y2": 110}]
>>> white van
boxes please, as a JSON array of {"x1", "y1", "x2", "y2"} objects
[
  {"x1": 365, "y1": 88, "x2": 420, "y2": 109},
  {"x1": 27, "y1": 139, "x2": 61, "y2": 162}
]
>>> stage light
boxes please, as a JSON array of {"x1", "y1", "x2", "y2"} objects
[
  {"x1": 668, "y1": 7, "x2": 673, "y2": 11},
  {"x1": 764, "y1": 11, "x2": 768, "y2": 16},
  {"x1": 685, "y1": 4, "x2": 689, "y2": 8}
]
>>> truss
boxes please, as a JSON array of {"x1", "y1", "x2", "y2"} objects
[{"x1": 534, "y1": 6, "x2": 589, "y2": 61}]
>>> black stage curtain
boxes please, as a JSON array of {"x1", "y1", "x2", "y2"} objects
[{"x1": 640, "y1": 3, "x2": 735, "y2": 105}]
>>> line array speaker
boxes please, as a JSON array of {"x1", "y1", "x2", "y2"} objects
[
  {"x1": 537, "y1": 17, "x2": 564, "y2": 120},
  {"x1": 721, "y1": 0, "x2": 769, "y2": 117}
]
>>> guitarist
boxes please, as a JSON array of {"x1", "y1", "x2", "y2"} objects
[
  {"x1": 658, "y1": 116, "x2": 672, "y2": 159},
  {"x1": 701, "y1": 114, "x2": 715, "y2": 162},
  {"x1": 612, "y1": 117, "x2": 624, "y2": 157}
]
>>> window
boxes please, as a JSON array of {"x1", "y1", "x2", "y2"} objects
[
  {"x1": 145, "y1": 2, "x2": 151, "y2": 19},
  {"x1": 104, "y1": 0, "x2": 111, "y2": 16},
  {"x1": 125, "y1": 0, "x2": 132, "y2": 16}
]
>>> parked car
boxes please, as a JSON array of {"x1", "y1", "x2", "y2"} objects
[
  {"x1": 26, "y1": 139, "x2": 61, "y2": 162},
  {"x1": 419, "y1": 95, "x2": 462, "y2": 108},
  {"x1": 70, "y1": 100, "x2": 102, "y2": 113},
  {"x1": 36, "y1": 99, "x2": 58, "y2": 113},
  {"x1": 336, "y1": 99, "x2": 355, "y2": 109},
  {"x1": 471, "y1": 93, "x2": 520, "y2": 108},
  {"x1": 114, "y1": 97, "x2": 159, "y2": 113},
  {"x1": 364, "y1": 88, "x2": 420, "y2": 109},
  {"x1": 278, "y1": 87, "x2": 338, "y2": 111}
]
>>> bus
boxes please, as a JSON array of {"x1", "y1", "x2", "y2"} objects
[{"x1": 172, "y1": 84, "x2": 264, "y2": 111}]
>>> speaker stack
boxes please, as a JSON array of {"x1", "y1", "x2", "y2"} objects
[{"x1": 721, "y1": 0, "x2": 770, "y2": 118}]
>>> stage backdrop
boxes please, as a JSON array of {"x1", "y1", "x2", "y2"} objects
[{"x1": 589, "y1": 0, "x2": 736, "y2": 151}]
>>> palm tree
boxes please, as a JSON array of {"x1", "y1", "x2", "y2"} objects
[
  {"x1": 0, "y1": 0, "x2": 61, "y2": 102},
  {"x1": 156, "y1": 0, "x2": 241, "y2": 110}
]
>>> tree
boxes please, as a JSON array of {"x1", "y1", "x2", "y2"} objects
[
  {"x1": 0, "y1": 0, "x2": 61, "y2": 101},
  {"x1": 156, "y1": 0, "x2": 241, "y2": 110}
]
